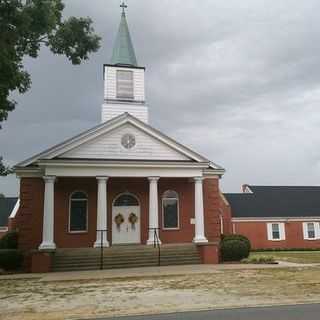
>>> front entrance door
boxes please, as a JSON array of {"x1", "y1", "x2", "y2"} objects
[{"x1": 112, "y1": 193, "x2": 141, "y2": 245}]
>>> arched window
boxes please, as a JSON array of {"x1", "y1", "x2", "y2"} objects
[
  {"x1": 162, "y1": 190, "x2": 179, "y2": 229},
  {"x1": 69, "y1": 191, "x2": 88, "y2": 232},
  {"x1": 114, "y1": 193, "x2": 139, "y2": 207}
]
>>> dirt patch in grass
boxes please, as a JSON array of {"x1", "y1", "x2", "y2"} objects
[
  {"x1": 251, "y1": 251, "x2": 320, "y2": 264},
  {"x1": 1, "y1": 267, "x2": 320, "y2": 320}
]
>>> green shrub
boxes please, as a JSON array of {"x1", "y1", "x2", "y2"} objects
[
  {"x1": 221, "y1": 234, "x2": 251, "y2": 252},
  {"x1": 0, "y1": 231, "x2": 18, "y2": 249},
  {"x1": 252, "y1": 248, "x2": 320, "y2": 252},
  {"x1": 221, "y1": 234, "x2": 251, "y2": 261},
  {"x1": 0, "y1": 249, "x2": 23, "y2": 270},
  {"x1": 241, "y1": 256, "x2": 277, "y2": 264}
]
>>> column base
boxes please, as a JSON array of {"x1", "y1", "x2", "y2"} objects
[
  {"x1": 38, "y1": 242, "x2": 56, "y2": 251},
  {"x1": 94, "y1": 241, "x2": 110, "y2": 248},
  {"x1": 147, "y1": 238, "x2": 162, "y2": 246},
  {"x1": 193, "y1": 237, "x2": 208, "y2": 244}
]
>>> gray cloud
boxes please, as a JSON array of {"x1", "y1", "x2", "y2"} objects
[{"x1": 1, "y1": 0, "x2": 320, "y2": 195}]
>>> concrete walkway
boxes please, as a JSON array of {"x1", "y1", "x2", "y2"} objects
[
  {"x1": 1, "y1": 261, "x2": 319, "y2": 282},
  {"x1": 97, "y1": 303, "x2": 320, "y2": 320}
]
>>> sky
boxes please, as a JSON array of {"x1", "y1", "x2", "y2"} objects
[{"x1": 1, "y1": 0, "x2": 320, "y2": 196}]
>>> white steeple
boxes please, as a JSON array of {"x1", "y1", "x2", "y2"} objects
[{"x1": 101, "y1": 2, "x2": 148, "y2": 123}]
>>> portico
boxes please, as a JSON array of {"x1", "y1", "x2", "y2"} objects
[{"x1": 37, "y1": 164, "x2": 210, "y2": 250}]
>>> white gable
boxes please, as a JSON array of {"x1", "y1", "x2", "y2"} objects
[{"x1": 60, "y1": 123, "x2": 190, "y2": 161}]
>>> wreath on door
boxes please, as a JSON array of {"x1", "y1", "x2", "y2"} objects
[
  {"x1": 128, "y1": 213, "x2": 138, "y2": 226},
  {"x1": 114, "y1": 213, "x2": 124, "y2": 230}
]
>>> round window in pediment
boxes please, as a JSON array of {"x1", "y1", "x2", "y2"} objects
[{"x1": 121, "y1": 133, "x2": 136, "y2": 149}]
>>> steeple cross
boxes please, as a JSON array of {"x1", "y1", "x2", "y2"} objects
[{"x1": 120, "y1": 1, "x2": 127, "y2": 13}]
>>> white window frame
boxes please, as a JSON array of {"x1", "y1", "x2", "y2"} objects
[
  {"x1": 303, "y1": 222, "x2": 320, "y2": 240},
  {"x1": 116, "y1": 70, "x2": 134, "y2": 100},
  {"x1": 267, "y1": 222, "x2": 285, "y2": 241},
  {"x1": 69, "y1": 191, "x2": 89, "y2": 234},
  {"x1": 162, "y1": 190, "x2": 180, "y2": 230}
]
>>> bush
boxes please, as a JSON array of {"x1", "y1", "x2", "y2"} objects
[
  {"x1": 0, "y1": 231, "x2": 18, "y2": 249},
  {"x1": 220, "y1": 234, "x2": 251, "y2": 262},
  {"x1": 241, "y1": 256, "x2": 277, "y2": 264},
  {"x1": 221, "y1": 239, "x2": 249, "y2": 261},
  {"x1": 221, "y1": 234, "x2": 251, "y2": 252},
  {"x1": 252, "y1": 248, "x2": 320, "y2": 252},
  {"x1": 0, "y1": 250, "x2": 23, "y2": 270}
]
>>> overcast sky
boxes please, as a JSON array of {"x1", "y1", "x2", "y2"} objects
[{"x1": 1, "y1": 0, "x2": 320, "y2": 196}]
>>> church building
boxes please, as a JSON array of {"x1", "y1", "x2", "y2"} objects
[{"x1": 11, "y1": 5, "x2": 227, "y2": 272}]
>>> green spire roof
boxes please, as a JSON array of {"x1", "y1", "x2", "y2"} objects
[{"x1": 111, "y1": 9, "x2": 138, "y2": 67}]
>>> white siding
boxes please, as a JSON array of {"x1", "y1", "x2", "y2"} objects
[
  {"x1": 104, "y1": 66, "x2": 145, "y2": 101},
  {"x1": 101, "y1": 103, "x2": 148, "y2": 123},
  {"x1": 103, "y1": 65, "x2": 147, "y2": 123},
  {"x1": 60, "y1": 123, "x2": 190, "y2": 161}
]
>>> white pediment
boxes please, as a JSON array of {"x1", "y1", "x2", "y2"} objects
[{"x1": 59, "y1": 123, "x2": 190, "y2": 161}]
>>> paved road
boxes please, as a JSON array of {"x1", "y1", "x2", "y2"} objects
[{"x1": 101, "y1": 304, "x2": 320, "y2": 320}]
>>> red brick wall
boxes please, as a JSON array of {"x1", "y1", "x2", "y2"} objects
[
  {"x1": 203, "y1": 178, "x2": 222, "y2": 242},
  {"x1": 219, "y1": 193, "x2": 233, "y2": 235},
  {"x1": 0, "y1": 230, "x2": 8, "y2": 239},
  {"x1": 15, "y1": 176, "x2": 223, "y2": 250},
  {"x1": 16, "y1": 178, "x2": 44, "y2": 251},
  {"x1": 158, "y1": 178, "x2": 194, "y2": 243},
  {"x1": 54, "y1": 178, "x2": 98, "y2": 248},
  {"x1": 234, "y1": 221, "x2": 320, "y2": 249}
]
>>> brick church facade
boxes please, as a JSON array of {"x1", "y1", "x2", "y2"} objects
[
  {"x1": 9, "y1": 6, "x2": 227, "y2": 272},
  {"x1": 6, "y1": 6, "x2": 320, "y2": 273}
]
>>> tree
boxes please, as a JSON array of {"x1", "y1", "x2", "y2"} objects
[
  {"x1": 0, "y1": 0, "x2": 101, "y2": 175},
  {"x1": 0, "y1": 157, "x2": 13, "y2": 176}
]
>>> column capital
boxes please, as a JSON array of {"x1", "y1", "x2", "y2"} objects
[
  {"x1": 96, "y1": 176, "x2": 109, "y2": 182},
  {"x1": 148, "y1": 176, "x2": 160, "y2": 182},
  {"x1": 194, "y1": 176, "x2": 204, "y2": 182},
  {"x1": 43, "y1": 175, "x2": 56, "y2": 183}
]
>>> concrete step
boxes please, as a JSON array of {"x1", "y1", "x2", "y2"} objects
[
  {"x1": 52, "y1": 244, "x2": 201, "y2": 272},
  {"x1": 52, "y1": 258, "x2": 201, "y2": 272},
  {"x1": 54, "y1": 252, "x2": 198, "y2": 263},
  {"x1": 53, "y1": 255, "x2": 199, "y2": 267}
]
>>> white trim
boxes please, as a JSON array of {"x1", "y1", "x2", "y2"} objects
[
  {"x1": 112, "y1": 192, "x2": 140, "y2": 207},
  {"x1": 43, "y1": 165, "x2": 204, "y2": 179},
  {"x1": 14, "y1": 168, "x2": 43, "y2": 178},
  {"x1": 302, "y1": 222, "x2": 320, "y2": 240},
  {"x1": 68, "y1": 191, "x2": 89, "y2": 234},
  {"x1": 0, "y1": 227, "x2": 8, "y2": 232},
  {"x1": 38, "y1": 159, "x2": 210, "y2": 168},
  {"x1": 9, "y1": 199, "x2": 20, "y2": 219},
  {"x1": 220, "y1": 214, "x2": 224, "y2": 234},
  {"x1": 267, "y1": 222, "x2": 286, "y2": 241},
  {"x1": 15, "y1": 113, "x2": 222, "y2": 168},
  {"x1": 232, "y1": 217, "x2": 320, "y2": 222},
  {"x1": 162, "y1": 190, "x2": 180, "y2": 230}
]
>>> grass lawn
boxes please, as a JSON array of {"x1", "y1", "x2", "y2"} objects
[
  {"x1": 250, "y1": 251, "x2": 320, "y2": 264},
  {"x1": 1, "y1": 267, "x2": 320, "y2": 320}
]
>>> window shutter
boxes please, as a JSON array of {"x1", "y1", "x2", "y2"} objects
[
  {"x1": 280, "y1": 223, "x2": 286, "y2": 240},
  {"x1": 302, "y1": 222, "x2": 308, "y2": 240},
  {"x1": 316, "y1": 222, "x2": 320, "y2": 239},
  {"x1": 117, "y1": 70, "x2": 134, "y2": 99},
  {"x1": 267, "y1": 223, "x2": 273, "y2": 241}
]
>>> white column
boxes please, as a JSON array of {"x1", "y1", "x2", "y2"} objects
[
  {"x1": 94, "y1": 177, "x2": 109, "y2": 248},
  {"x1": 39, "y1": 176, "x2": 56, "y2": 251},
  {"x1": 147, "y1": 177, "x2": 161, "y2": 245},
  {"x1": 193, "y1": 177, "x2": 208, "y2": 243}
]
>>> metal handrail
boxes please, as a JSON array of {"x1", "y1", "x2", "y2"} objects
[
  {"x1": 148, "y1": 227, "x2": 161, "y2": 266},
  {"x1": 96, "y1": 229, "x2": 108, "y2": 270}
]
